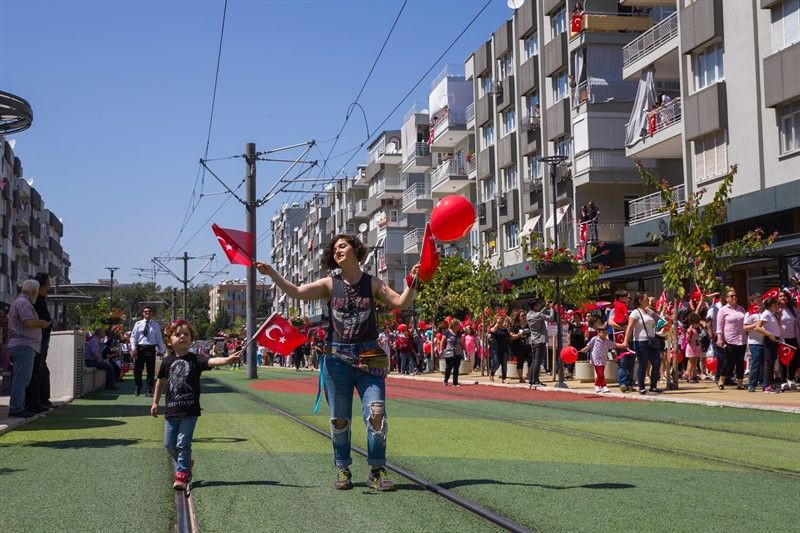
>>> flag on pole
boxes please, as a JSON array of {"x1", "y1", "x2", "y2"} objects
[
  {"x1": 778, "y1": 342, "x2": 796, "y2": 366},
  {"x1": 761, "y1": 287, "x2": 780, "y2": 301},
  {"x1": 655, "y1": 290, "x2": 667, "y2": 312},
  {"x1": 254, "y1": 313, "x2": 307, "y2": 356},
  {"x1": 211, "y1": 223, "x2": 254, "y2": 266},
  {"x1": 690, "y1": 284, "x2": 703, "y2": 304},
  {"x1": 418, "y1": 222, "x2": 439, "y2": 283}
]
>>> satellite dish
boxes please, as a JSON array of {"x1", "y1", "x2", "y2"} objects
[
  {"x1": 385, "y1": 141, "x2": 398, "y2": 154},
  {"x1": 507, "y1": 0, "x2": 524, "y2": 9},
  {"x1": 358, "y1": 223, "x2": 368, "y2": 233}
]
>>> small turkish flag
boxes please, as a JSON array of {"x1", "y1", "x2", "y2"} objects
[
  {"x1": 571, "y1": 14, "x2": 584, "y2": 33},
  {"x1": 212, "y1": 223, "x2": 254, "y2": 266},
  {"x1": 690, "y1": 284, "x2": 703, "y2": 304},
  {"x1": 418, "y1": 222, "x2": 439, "y2": 283},
  {"x1": 761, "y1": 287, "x2": 780, "y2": 301},
  {"x1": 254, "y1": 313, "x2": 307, "y2": 356},
  {"x1": 614, "y1": 331, "x2": 625, "y2": 344},
  {"x1": 778, "y1": 342, "x2": 796, "y2": 366},
  {"x1": 655, "y1": 291, "x2": 667, "y2": 312}
]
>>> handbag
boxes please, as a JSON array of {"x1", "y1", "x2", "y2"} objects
[{"x1": 639, "y1": 309, "x2": 663, "y2": 351}]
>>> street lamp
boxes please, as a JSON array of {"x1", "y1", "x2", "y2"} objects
[
  {"x1": 539, "y1": 155, "x2": 569, "y2": 389},
  {"x1": 105, "y1": 267, "x2": 119, "y2": 310}
]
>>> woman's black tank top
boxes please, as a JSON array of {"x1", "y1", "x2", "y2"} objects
[{"x1": 327, "y1": 272, "x2": 378, "y2": 344}]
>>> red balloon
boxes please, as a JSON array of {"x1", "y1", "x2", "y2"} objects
[
  {"x1": 560, "y1": 346, "x2": 579, "y2": 364},
  {"x1": 705, "y1": 356, "x2": 717, "y2": 373},
  {"x1": 397, "y1": 324, "x2": 407, "y2": 333},
  {"x1": 429, "y1": 195, "x2": 475, "y2": 242},
  {"x1": 418, "y1": 320, "x2": 428, "y2": 330}
]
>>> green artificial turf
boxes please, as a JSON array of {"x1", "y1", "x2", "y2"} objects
[
  {"x1": 211, "y1": 369, "x2": 800, "y2": 532},
  {"x1": 0, "y1": 382, "x2": 173, "y2": 532}
]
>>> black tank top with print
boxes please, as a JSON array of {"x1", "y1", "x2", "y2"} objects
[{"x1": 327, "y1": 273, "x2": 378, "y2": 344}]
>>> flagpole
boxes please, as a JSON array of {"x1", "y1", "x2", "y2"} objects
[{"x1": 238, "y1": 312, "x2": 275, "y2": 353}]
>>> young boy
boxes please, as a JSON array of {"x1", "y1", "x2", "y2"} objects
[
  {"x1": 580, "y1": 324, "x2": 628, "y2": 393},
  {"x1": 151, "y1": 320, "x2": 240, "y2": 490}
]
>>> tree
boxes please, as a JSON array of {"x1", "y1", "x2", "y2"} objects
[
  {"x1": 635, "y1": 162, "x2": 775, "y2": 388},
  {"x1": 415, "y1": 254, "x2": 474, "y2": 326}
]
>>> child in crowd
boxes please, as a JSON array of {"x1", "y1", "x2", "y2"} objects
[
  {"x1": 684, "y1": 313, "x2": 704, "y2": 382},
  {"x1": 150, "y1": 320, "x2": 240, "y2": 491},
  {"x1": 580, "y1": 325, "x2": 627, "y2": 393}
]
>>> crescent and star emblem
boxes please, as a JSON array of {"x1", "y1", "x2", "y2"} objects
[
  {"x1": 216, "y1": 235, "x2": 234, "y2": 251},
  {"x1": 264, "y1": 324, "x2": 286, "y2": 343}
]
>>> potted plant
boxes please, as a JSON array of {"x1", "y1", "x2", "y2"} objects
[{"x1": 528, "y1": 244, "x2": 579, "y2": 278}]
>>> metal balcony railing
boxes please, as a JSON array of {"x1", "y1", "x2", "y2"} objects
[
  {"x1": 403, "y1": 228, "x2": 423, "y2": 252},
  {"x1": 646, "y1": 97, "x2": 682, "y2": 136},
  {"x1": 572, "y1": 79, "x2": 637, "y2": 109},
  {"x1": 431, "y1": 108, "x2": 467, "y2": 142},
  {"x1": 431, "y1": 64, "x2": 464, "y2": 89},
  {"x1": 413, "y1": 142, "x2": 430, "y2": 157},
  {"x1": 354, "y1": 199, "x2": 368, "y2": 216},
  {"x1": 627, "y1": 183, "x2": 686, "y2": 224},
  {"x1": 622, "y1": 11, "x2": 678, "y2": 68},
  {"x1": 402, "y1": 183, "x2": 432, "y2": 209},
  {"x1": 431, "y1": 160, "x2": 468, "y2": 189},
  {"x1": 466, "y1": 102, "x2": 475, "y2": 123}
]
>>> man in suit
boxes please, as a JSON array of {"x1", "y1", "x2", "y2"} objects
[{"x1": 130, "y1": 306, "x2": 165, "y2": 396}]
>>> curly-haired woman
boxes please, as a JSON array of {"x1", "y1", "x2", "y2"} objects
[{"x1": 256, "y1": 233, "x2": 419, "y2": 492}]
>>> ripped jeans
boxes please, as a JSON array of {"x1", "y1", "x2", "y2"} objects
[{"x1": 322, "y1": 352, "x2": 387, "y2": 468}]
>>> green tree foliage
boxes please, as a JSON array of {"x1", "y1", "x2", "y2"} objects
[{"x1": 415, "y1": 254, "x2": 474, "y2": 325}]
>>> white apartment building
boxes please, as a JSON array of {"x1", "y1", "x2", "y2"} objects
[{"x1": 208, "y1": 279, "x2": 270, "y2": 323}]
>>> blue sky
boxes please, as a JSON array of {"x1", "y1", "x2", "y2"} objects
[{"x1": 1, "y1": 0, "x2": 510, "y2": 285}]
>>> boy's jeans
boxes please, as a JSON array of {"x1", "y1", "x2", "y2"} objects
[{"x1": 164, "y1": 415, "x2": 199, "y2": 474}]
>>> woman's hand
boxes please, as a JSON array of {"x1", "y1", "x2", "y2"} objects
[
  {"x1": 150, "y1": 403, "x2": 158, "y2": 417},
  {"x1": 716, "y1": 338, "x2": 725, "y2": 348},
  {"x1": 410, "y1": 263, "x2": 420, "y2": 277},
  {"x1": 254, "y1": 262, "x2": 274, "y2": 277}
]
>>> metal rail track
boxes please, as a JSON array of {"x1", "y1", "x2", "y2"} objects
[{"x1": 209, "y1": 376, "x2": 532, "y2": 533}]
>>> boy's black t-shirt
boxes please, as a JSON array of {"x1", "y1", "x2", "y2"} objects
[{"x1": 157, "y1": 351, "x2": 211, "y2": 418}]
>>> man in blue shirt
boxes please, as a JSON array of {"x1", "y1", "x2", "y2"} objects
[{"x1": 130, "y1": 306, "x2": 165, "y2": 396}]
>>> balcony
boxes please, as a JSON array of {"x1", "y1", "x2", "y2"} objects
[
  {"x1": 622, "y1": 12, "x2": 679, "y2": 80},
  {"x1": 372, "y1": 176, "x2": 405, "y2": 199},
  {"x1": 466, "y1": 102, "x2": 475, "y2": 126},
  {"x1": 401, "y1": 142, "x2": 432, "y2": 173},
  {"x1": 571, "y1": 79, "x2": 637, "y2": 112},
  {"x1": 367, "y1": 136, "x2": 402, "y2": 166},
  {"x1": 569, "y1": 12, "x2": 652, "y2": 41},
  {"x1": 625, "y1": 97, "x2": 683, "y2": 159},
  {"x1": 627, "y1": 184, "x2": 686, "y2": 225},
  {"x1": 403, "y1": 228, "x2": 423, "y2": 254},
  {"x1": 477, "y1": 145, "x2": 494, "y2": 180},
  {"x1": 353, "y1": 199, "x2": 369, "y2": 218},
  {"x1": 478, "y1": 199, "x2": 496, "y2": 232},
  {"x1": 431, "y1": 159, "x2": 469, "y2": 195},
  {"x1": 430, "y1": 108, "x2": 469, "y2": 149},
  {"x1": 402, "y1": 182, "x2": 433, "y2": 214}
]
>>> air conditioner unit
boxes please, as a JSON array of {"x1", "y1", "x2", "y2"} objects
[{"x1": 385, "y1": 199, "x2": 395, "y2": 206}]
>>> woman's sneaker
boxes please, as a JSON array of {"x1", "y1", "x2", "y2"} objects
[
  {"x1": 594, "y1": 386, "x2": 601, "y2": 393},
  {"x1": 601, "y1": 386, "x2": 610, "y2": 393},
  {"x1": 173, "y1": 471, "x2": 190, "y2": 491},
  {"x1": 367, "y1": 467, "x2": 396, "y2": 492},
  {"x1": 335, "y1": 467, "x2": 353, "y2": 490}
]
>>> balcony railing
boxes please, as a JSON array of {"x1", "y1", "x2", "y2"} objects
[
  {"x1": 354, "y1": 199, "x2": 368, "y2": 216},
  {"x1": 622, "y1": 11, "x2": 678, "y2": 68},
  {"x1": 646, "y1": 97, "x2": 682, "y2": 136},
  {"x1": 570, "y1": 11, "x2": 652, "y2": 41},
  {"x1": 403, "y1": 228, "x2": 423, "y2": 252},
  {"x1": 627, "y1": 183, "x2": 686, "y2": 224},
  {"x1": 467, "y1": 155, "x2": 477, "y2": 174},
  {"x1": 402, "y1": 183, "x2": 432, "y2": 209},
  {"x1": 431, "y1": 108, "x2": 467, "y2": 142},
  {"x1": 431, "y1": 64, "x2": 463, "y2": 89},
  {"x1": 374, "y1": 176, "x2": 404, "y2": 195},
  {"x1": 466, "y1": 101, "x2": 475, "y2": 123},
  {"x1": 572, "y1": 79, "x2": 637, "y2": 109},
  {"x1": 412, "y1": 142, "x2": 430, "y2": 157},
  {"x1": 431, "y1": 159, "x2": 468, "y2": 189}
]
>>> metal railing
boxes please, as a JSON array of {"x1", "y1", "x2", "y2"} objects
[
  {"x1": 623, "y1": 11, "x2": 678, "y2": 67},
  {"x1": 403, "y1": 228, "x2": 423, "y2": 252},
  {"x1": 647, "y1": 97, "x2": 682, "y2": 135},
  {"x1": 354, "y1": 199, "x2": 368, "y2": 216},
  {"x1": 431, "y1": 159, "x2": 467, "y2": 189},
  {"x1": 466, "y1": 101, "x2": 475, "y2": 123},
  {"x1": 572, "y1": 79, "x2": 637, "y2": 109},
  {"x1": 402, "y1": 183, "x2": 432, "y2": 209},
  {"x1": 431, "y1": 109, "x2": 467, "y2": 142},
  {"x1": 431, "y1": 64, "x2": 464, "y2": 89},
  {"x1": 627, "y1": 183, "x2": 686, "y2": 224},
  {"x1": 413, "y1": 142, "x2": 430, "y2": 157}
]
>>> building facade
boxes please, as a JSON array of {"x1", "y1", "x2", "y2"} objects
[{"x1": 208, "y1": 279, "x2": 270, "y2": 323}]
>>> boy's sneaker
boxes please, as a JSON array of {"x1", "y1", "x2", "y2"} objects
[
  {"x1": 335, "y1": 467, "x2": 353, "y2": 490},
  {"x1": 764, "y1": 386, "x2": 778, "y2": 394},
  {"x1": 173, "y1": 471, "x2": 190, "y2": 491},
  {"x1": 601, "y1": 386, "x2": 610, "y2": 393},
  {"x1": 780, "y1": 382, "x2": 791, "y2": 392},
  {"x1": 366, "y1": 467, "x2": 396, "y2": 492}
]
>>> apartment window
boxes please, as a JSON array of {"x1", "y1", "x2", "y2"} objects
[
  {"x1": 550, "y1": 8, "x2": 566, "y2": 39},
  {"x1": 522, "y1": 32, "x2": 539, "y2": 61},
  {"x1": 480, "y1": 75, "x2": 493, "y2": 98},
  {"x1": 484, "y1": 230, "x2": 497, "y2": 256},
  {"x1": 527, "y1": 92, "x2": 540, "y2": 121},
  {"x1": 501, "y1": 165, "x2": 517, "y2": 193},
  {"x1": 482, "y1": 178, "x2": 495, "y2": 199},
  {"x1": 504, "y1": 222, "x2": 520, "y2": 250},
  {"x1": 779, "y1": 100, "x2": 800, "y2": 154},
  {"x1": 693, "y1": 130, "x2": 728, "y2": 182},
  {"x1": 481, "y1": 123, "x2": 495, "y2": 150},
  {"x1": 552, "y1": 70, "x2": 568, "y2": 103},
  {"x1": 501, "y1": 108, "x2": 516, "y2": 137},
  {"x1": 555, "y1": 136, "x2": 572, "y2": 160},
  {"x1": 693, "y1": 42, "x2": 724, "y2": 91},
  {"x1": 526, "y1": 155, "x2": 542, "y2": 181},
  {"x1": 772, "y1": 0, "x2": 800, "y2": 53},
  {"x1": 498, "y1": 53, "x2": 513, "y2": 81},
  {"x1": 390, "y1": 209, "x2": 398, "y2": 222}
]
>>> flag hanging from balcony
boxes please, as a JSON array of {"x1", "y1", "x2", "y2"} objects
[
  {"x1": 418, "y1": 222, "x2": 439, "y2": 283},
  {"x1": 211, "y1": 223, "x2": 254, "y2": 266},
  {"x1": 571, "y1": 14, "x2": 584, "y2": 34},
  {"x1": 576, "y1": 222, "x2": 588, "y2": 260},
  {"x1": 254, "y1": 313, "x2": 307, "y2": 356}
]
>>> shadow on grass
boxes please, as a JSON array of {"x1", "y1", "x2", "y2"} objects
[
  {"x1": 25, "y1": 438, "x2": 141, "y2": 449},
  {"x1": 193, "y1": 437, "x2": 247, "y2": 444},
  {"x1": 44, "y1": 404, "x2": 152, "y2": 420},
  {"x1": 18, "y1": 418, "x2": 126, "y2": 431},
  {"x1": 439, "y1": 479, "x2": 636, "y2": 491},
  {"x1": 193, "y1": 479, "x2": 312, "y2": 489},
  {"x1": 0, "y1": 468, "x2": 24, "y2": 475}
]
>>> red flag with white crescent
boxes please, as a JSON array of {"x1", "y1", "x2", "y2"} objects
[
  {"x1": 212, "y1": 223, "x2": 254, "y2": 266},
  {"x1": 254, "y1": 313, "x2": 307, "y2": 356},
  {"x1": 778, "y1": 342, "x2": 796, "y2": 366}
]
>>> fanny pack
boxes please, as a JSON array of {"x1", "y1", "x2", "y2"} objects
[{"x1": 329, "y1": 344, "x2": 389, "y2": 377}]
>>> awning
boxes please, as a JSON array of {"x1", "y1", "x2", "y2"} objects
[
  {"x1": 363, "y1": 235, "x2": 386, "y2": 267},
  {"x1": 544, "y1": 203, "x2": 570, "y2": 229},
  {"x1": 521, "y1": 215, "x2": 541, "y2": 235}
]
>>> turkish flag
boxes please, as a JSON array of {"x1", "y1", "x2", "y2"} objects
[
  {"x1": 690, "y1": 283, "x2": 703, "y2": 304},
  {"x1": 254, "y1": 313, "x2": 307, "y2": 356},
  {"x1": 614, "y1": 331, "x2": 625, "y2": 344},
  {"x1": 778, "y1": 342, "x2": 796, "y2": 366},
  {"x1": 655, "y1": 291, "x2": 667, "y2": 312},
  {"x1": 571, "y1": 14, "x2": 584, "y2": 33},
  {"x1": 761, "y1": 287, "x2": 780, "y2": 301},
  {"x1": 418, "y1": 222, "x2": 439, "y2": 283},
  {"x1": 212, "y1": 223, "x2": 254, "y2": 266}
]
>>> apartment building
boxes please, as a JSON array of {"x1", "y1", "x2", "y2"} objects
[
  {"x1": 618, "y1": 0, "x2": 800, "y2": 296},
  {"x1": 1, "y1": 136, "x2": 70, "y2": 307},
  {"x1": 208, "y1": 279, "x2": 270, "y2": 323},
  {"x1": 269, "y1": 201, "x2": 306, "y2": 316}
]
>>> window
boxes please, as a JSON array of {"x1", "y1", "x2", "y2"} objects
[
  {"x1": 484, "y1": 230, "x2": 497, "y2": 256},
  {"x1": 552, "y1": 70, "x2": 568, "y2": 103},
  {"x1": 526, "y1": 155, "x2": 542, "y2": 181},
  {"x1": 481, "y1": 123, "x2": 495, "y2": 150},
  {"x1": 693, "y1": 130, "x2": 728, "y2": 182},
  {"x1": 498, "y1": 53, "x2": 513, "y2": 81},
  {"x1": 482, "y1": 178, "x2": 495, "y2": 199},
  {"x1": 504, "y1": 222, "x2": 520, "y2": 250},
  {"x1": 550, "y1": 8, "x2": 566, "y2": 39},
  {"x1": 693, "y1": 42, "x2": 724, "y2": 91},
  {"x1": 772, "y1": 0, "x2": 800, "y2": 53},
  {"x1": 555, "y1": 136, "x2": 572, "y2": 159},
  {"x1": 522, "y1": 32, "x2": 539, "y2": 61},
  {"x1": 501, "y1": 108, "x2": 516, "y2": 137},
  {"x1": 390, "y1": 209, "x2": 398, "y2": 223},
  {"x1": 480, "y1": 75, "x2": 493, "y2": 98},
  {"x1": 501, "y1": 165, "x2": 517, "y2": 193},
  {"x1": 527, "y1": 92, "x2": 540, "y2": 121},
  {"x1": 779, "y1": 100, "x2": 800, "y2": 154}
]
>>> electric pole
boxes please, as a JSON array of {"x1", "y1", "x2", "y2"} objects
[
  {"x1": 105, "y1": 267, "x2": 119, "y2": 310},
  {"x1": 183, "y1": 251, "x2": 189, "y2": 319},
  {"x1": 171, "y1": 288, "x2": 177, "y2": 321},
  {"x1": 246, "y1": 142, "x2": 258, "y2": 379},
  {"x1": 151, "y1": 254, "x2": 216, "y2": 322}
]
